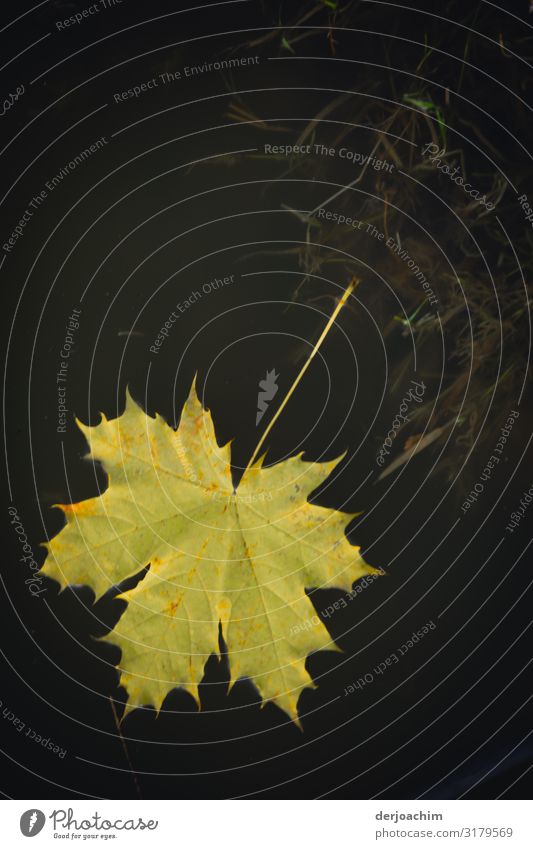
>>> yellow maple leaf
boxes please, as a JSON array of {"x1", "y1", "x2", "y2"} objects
[{"x1": 41, "y1": 283, "x2": 380, "y2": 723}]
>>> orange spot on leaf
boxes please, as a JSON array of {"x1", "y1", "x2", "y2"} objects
[{"x1": 61, "y1": 500, "x2": 95, "y2": 517}]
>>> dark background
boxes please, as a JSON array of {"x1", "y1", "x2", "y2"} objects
[{"x1": 1, "y1": 0, "x2": 532, "y2": 799}]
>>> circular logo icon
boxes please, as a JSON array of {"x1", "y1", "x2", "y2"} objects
[{"x1": 20, "y1": 810, "x2": 46, "y2": 837}]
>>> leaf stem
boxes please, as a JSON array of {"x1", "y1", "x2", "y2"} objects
[{"x1": 241, "y1": 277, "x2": 359, "y2": 483}]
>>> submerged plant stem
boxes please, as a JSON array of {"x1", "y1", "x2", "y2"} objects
[{"x1": 242, "y1": 277, "x2": 358, "y2": 483}]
